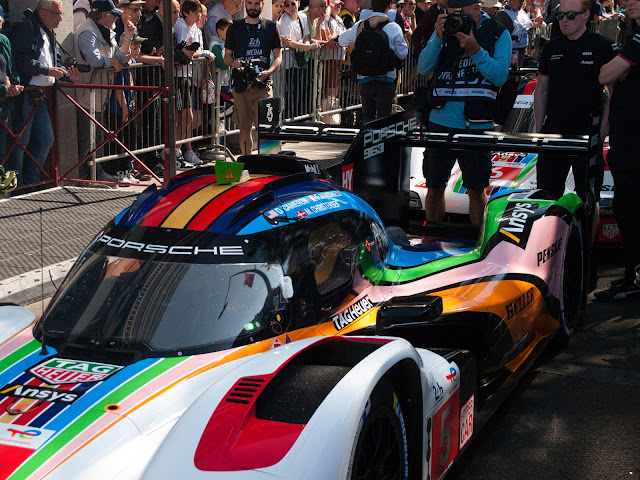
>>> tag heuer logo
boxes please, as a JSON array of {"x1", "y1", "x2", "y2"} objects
[
  {"x1": 603, "y1": 224, "x2": 619, "y2": 240},
  {"x1": 29, "y1": 358, "x2": 123, "y2": 385}
]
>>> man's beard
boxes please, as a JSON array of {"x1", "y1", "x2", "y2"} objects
[{"x1": 247, "y1": 7, "x2": 262, "y2": 17}]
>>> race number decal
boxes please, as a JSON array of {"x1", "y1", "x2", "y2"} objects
[
  {"x1": 430, "y1": 389, "x2": 460, "y2": 480},
  {"x1": 459, "y1": 394, "x2": 474, "y2": 449}
]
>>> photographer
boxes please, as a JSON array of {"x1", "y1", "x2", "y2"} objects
[
  {"x1": 8, "y1": 0, "x2": 80, "y2": 187},
  {"x1": 418, "y1": 0, "x2": 511, "y2": 225},
  {"x1": 224, "y1": 0, "x2": 282, "y2": 155}
]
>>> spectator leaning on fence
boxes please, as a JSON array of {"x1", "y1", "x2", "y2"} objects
[
  {"x1": 224, "y1": 0, "x2": 282, "y2": 155},
  {"x1": 74, "y1": 0, "x2": 134, "y2": 182},
  {"x1": 0, "y1": 13, "x2": 23, "y2": 165},
  {"x1": 9, "y1": 0, "x2": 80, "y2": 187},
  {"x1": 418, "y1": 0, "x2": 511, "y2": 225},
  {"x1": 337, "y1": 0, "x2": 408, "y2": 123},
  {"x1": 595, "y1": 0, "x2": 640, "y2": 300},
  {"x1": 116, "y1": 0, "x2": 144, "y2": 42}
]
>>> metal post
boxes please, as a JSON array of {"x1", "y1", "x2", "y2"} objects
[
  {"x1": 90, "y1": 90, "x2": 96, "y2": 180},
  {"x1": 163, "y1": 0, "x2": 177, "y2": 180}
]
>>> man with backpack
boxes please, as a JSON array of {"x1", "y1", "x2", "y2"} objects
[
  {"x1": 418, "y1": 0, "x2": 511, "y2": 225},
  {"x1": 335, "y1": 0, "x2": 408, "y2": 123}
]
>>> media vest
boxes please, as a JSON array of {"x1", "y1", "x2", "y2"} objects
[
  {"x1": 230, "y1": 18, "x2": 279, "y2": 73},
  {"x1": 429, "y1": 17, "x2": 506, "y2": 123}
]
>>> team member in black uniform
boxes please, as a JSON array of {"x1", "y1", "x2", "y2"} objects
[
  {"x1": 596, "y1": 0, "x2": 640, "y2": 300},
  {"x1": 533, "y1": 0, "x2": 618, "y2": 202},
  {"x1": 224, "y1": 0, "x2": 282, "y2": 155}
]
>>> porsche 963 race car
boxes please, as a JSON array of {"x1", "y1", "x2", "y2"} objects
[{"x1": 0, "y1": 110, "x2": 593, "y2": 479}]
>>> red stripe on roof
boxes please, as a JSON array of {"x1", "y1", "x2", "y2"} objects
[
  {"x1": 141, "y1": 175, "x2": 218, "y2": 227},
  {"x1": 186, "y1": 176, "x2": 282, "y2": 231}
]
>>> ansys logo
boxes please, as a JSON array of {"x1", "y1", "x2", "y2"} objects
[
  {"x1": 498, "y1": 201, "x2": 540, "y2": 248},
  {"x1": 29, "y1": 358, "x2": 123, "y2": 385}
]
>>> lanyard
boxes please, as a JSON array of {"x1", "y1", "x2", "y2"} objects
[{"x1": 245, "y1": 17, "x2": 262, "y2": 32}]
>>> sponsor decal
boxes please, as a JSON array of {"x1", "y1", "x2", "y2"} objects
[
  {"x1": 331, "y1": 296, "x2": 374, "y2": 330},
  {"x1": 537, "y1": 237, "x2": 563, "y2": 266},
  {"x1": 270, "y1": 333, "x2": 291, "y2": 349},
  {"x1": 505, "y1": 288, "x2": 535, "y2": 320},
  {"x1": 446, "y1": 367, "x2": 458, "y2": 384},
  {"x1": 96, "y1": 234, "x2": 244, "y2": 256},
  {"x1": 365, "y1": 240, "x2": 374, "y2": 252},
  {"x1": 459, "y1": 394, "x2": 474, "y2": 449},
  {"x1": 498, "y1": 202, "x2": 539, "y2": 247},
  {"x1": 296, "y1": 210, "x2": 307, "y2": 219},
  {"x1": 433, "y1": 382, "x2": 444, "y2": 403},
  {"x1": 0, "y1": 384, "x2": 83, "y2": 405},
  {"x1": 29, "y1": 358, "x2": 123, "y2": 385},
  {"x1": 0, "y1": 425, "x2": 55, "y2": 449},
  {"x1": 603, "y1": 223, "x2": 619, "y2": 240},
  {"x1": 342, "y1": 163, "x2": 354, "y2": 191}
]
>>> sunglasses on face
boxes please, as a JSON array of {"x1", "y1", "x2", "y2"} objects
[{"x1": 556, "y1": 10, "x2": 584, "y2": 19}]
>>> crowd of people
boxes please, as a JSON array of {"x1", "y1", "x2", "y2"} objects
[{"x1": 0, "y1": 0, "x2": 638, "y2": 294}]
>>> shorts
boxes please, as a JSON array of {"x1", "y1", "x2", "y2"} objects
[
  {"x1": 175, "y1": 77, "x2": 192, "y2": 112},
  {"x1": 423, "y1": 122, "x2": 491, "y2": 190},
  {"x1": 231, "y1": 84, "x2": 273, "y2": 131}
]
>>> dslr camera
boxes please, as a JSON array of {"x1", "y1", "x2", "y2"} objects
[
  {"x1": 444, "y1": 9, "x2": 475, "y2": 36},
  {"x1": 63, "y1": 57, "x2": 91, "y2": 73},
  {"x1": 231, "y1": 58, "x2": 263, "y2": 93}
]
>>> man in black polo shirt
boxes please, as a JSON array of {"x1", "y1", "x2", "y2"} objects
[
  {"x1": 595, "y1": 0, "x2": 640, "y2": 300},
  {"x1": 224, "y1": 0, "x2": 282, "y2": 155},
  {"x1": 533, "y1": 0, "x2": 618, "y2": 202}
]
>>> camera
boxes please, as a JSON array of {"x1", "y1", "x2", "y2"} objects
[
  {"x1": 444, "y1": 9, "x2": 475, "y2": 36},
  {"x1": 176, "y1": 41, "x2": 200, "y2": 52},
  {"x1": 63, "y1": 57, "x2": 91, "y2": 73},
  {"x1": 231, "y1": 58, "x2": 264, "y2": 93}
]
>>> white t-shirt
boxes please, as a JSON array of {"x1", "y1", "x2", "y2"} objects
[
  {"x1": 278, "y1": 11, "x2": 310, "y2": 69},
  {"x1": 174, "y1": 17, "x2": 203, "y2": 77},
  {"x1": 30, "y1": 28, "x2": 56, "y2": 86},
  {"x1": 323, "y1": 14, "x2": 347, "y2": 60}
]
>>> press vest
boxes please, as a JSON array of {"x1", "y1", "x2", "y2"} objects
[
  {"x1": 429, "y1": 17, "x2": 506, "y2": 122},
  {"x1": 230, "y1": 18, "x2": 279, "y2": 73},
  {"x1": 73, "y1": 18, "x2": 117, "y2": 110}
]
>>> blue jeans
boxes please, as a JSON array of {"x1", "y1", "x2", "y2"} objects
[{"x1": 8, "y1": 93, "x2": 54, "y2": 186}]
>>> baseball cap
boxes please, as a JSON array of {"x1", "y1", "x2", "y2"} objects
[
  {"x1": 328, "y1": 0, "x2": 343, "y2": 5},
  {"x1": 119, "y1": 32, "x2": 147, "y2": 45},
  {"x1": 482, "y1": 0, "x2": 502, "y2": 6},
  {"x1": 448, "y1": 0, "x2": 483, "y2": 7},
  {"x1": 92, "y1": 0, "x2": 124, "y2": 15},
  {"x1": 118, "y1": 0, "x2": 146, "y2": 6}
]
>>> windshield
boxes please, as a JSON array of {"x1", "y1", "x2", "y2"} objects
[{"x1": 38, "y1": 227, "x2": 290, "y2": 359}]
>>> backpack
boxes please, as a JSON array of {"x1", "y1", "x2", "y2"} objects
[{"x1": 352, "y1": 17, "x2": 397, "y2": 77}]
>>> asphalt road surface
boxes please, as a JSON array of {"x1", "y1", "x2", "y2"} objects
[{"x1": 448, "y1": 247, "x2": 640, "y2": 480}]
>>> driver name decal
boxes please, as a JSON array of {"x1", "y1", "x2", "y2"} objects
[
  {"x1": 332, "y1": 296, "x2": 374, "y2": 330},
  {"x1": 29, "y1": 359, "x2": 123, "y2": 385},
  {"x1": 96, "y1": 234, "x2": 244, "y2": 256}
]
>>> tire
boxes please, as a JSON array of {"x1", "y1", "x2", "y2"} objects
[
  {"x1": 350, "y1": 379, "x2": 409, "y2": 480},
  {"x1": 556, "y1": 220, "x2": 584, "y2": 346}
]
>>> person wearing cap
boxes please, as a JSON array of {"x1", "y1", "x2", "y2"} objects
[
  {"x1": 482, "y1": 0, "x2": 504, "y2": 16},
  {"x1": 116, "y1": 0, "x2": 145, "y2": 42},
  {"x1": 418, "y1": 0, "x2": 511, "y2": 225},
  {"x1": 414, "y1": 0, "x2": 429, "y2": 23},
  {"x1": 8, "y1": 0, "x2": 80, "y2": 187},
  {"x1": 594, "y1": 0, "x2": 640, "y2": 300},
  {"x1": 74, "y1": 0, "x2": 135, "y2": 181}
]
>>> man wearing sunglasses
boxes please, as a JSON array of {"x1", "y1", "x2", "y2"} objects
[
  {"x1": 534, "y1": 0, "x2": 618, "y2": 200},
  {"x1": 595, "y1": 0, "x2": 640, "y2": 300}
]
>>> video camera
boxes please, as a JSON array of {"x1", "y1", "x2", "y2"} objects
[
  {"x1": 231, "y1": 58, "x2": 264, "y2": 93},
  {"x1": 444, "y1": 9, "x2": 475, "y2": 36},
  {"x1": 63, "y1": 57, "x2": 91, "y2": 73}
]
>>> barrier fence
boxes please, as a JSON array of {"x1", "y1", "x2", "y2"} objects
[{"x1": 0, "y1": 21, "x2": 618, "y2": 192}]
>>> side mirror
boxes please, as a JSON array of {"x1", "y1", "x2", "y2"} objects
[{"x1": 376, "y1": 295, "x2": 443, "y2": 335}]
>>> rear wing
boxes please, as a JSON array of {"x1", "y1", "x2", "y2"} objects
[{"x1": 257, "y1": 98, "x2": 601, "y2": 229}]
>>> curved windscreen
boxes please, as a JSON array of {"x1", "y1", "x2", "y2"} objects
[{"x1": 38, "y1": 227, "x2": 290, "y2": 358}]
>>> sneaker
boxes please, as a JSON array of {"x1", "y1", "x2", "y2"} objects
[
  {"x1": 115, "y1": 171, "x2": 133, "y2": 186},
  {"x1": 96, "y1": 170, "x2": 116, "y2": 182},
  {"x1": 594, "y1": 281, "x2": 640, "y2": 302},
  {"x1": 177, "y1": 159, "x2": 195, "y2": 170},
  {"x1": 183, "y1": 149, "x2": 202, "y2": 166},
  {"x1": 126, "y1": 170, "x2": 140, "y2": 184}
]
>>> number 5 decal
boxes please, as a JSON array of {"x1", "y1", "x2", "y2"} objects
[{"x1": 430, "y1": 390, "x2": 460, "y2": 480}]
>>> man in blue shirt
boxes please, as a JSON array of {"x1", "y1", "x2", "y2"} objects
[{"x1": 418, "y1": 0, "x2": 511, "y2": 225}]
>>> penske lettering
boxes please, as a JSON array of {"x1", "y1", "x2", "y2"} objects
[
  {"x1": 537, "y1": 237, "x2": 562, "y2": 266},
  {"x1": 332, "y1": 296, "x2": 374, "y2": 330},
  {"x1": 505, "y1": 288, "x2": 535, "y2": 320},
  {"x1": 0, "y1": 384, "x2": 83, "y2": 404},
  {"x1": 29, "y1": 358, "x2": 123, "y2": 385},
  {"x1": 97, "y1": 235, "x2": 244, "y2": 256}
]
